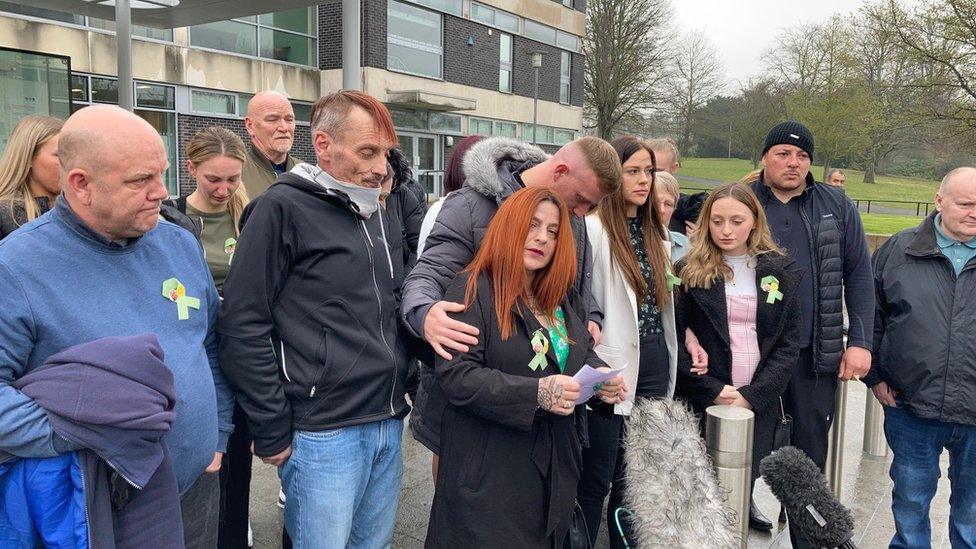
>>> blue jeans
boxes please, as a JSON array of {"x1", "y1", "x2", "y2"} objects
[
  {"x1": 279, "y1": 418, "x2": 403, "y2": 549},
  {"x1": 884, "y1": 404, "x2": 976, "y2": 549}
]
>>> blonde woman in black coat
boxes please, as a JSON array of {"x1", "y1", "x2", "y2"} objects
[{"x1": 673, "y1": 182, "x2": 802, "y2": 521}]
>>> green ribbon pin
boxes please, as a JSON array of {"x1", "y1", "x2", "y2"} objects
[
  {"x1": 224, "y1": 237, "x2": 237, "y2": 266},
  {"x1": 761, "y1": 275, "x2": 784, "y2": 304},
  {"x1": 162, "y1": 278, "x2": 201, "y2": 320},
  {"x1": 665, "y1": 270, "x2": 682, "y2": 292},
  {"x1": 528, "y1": 329, "x2": 550, "y2": 371}
]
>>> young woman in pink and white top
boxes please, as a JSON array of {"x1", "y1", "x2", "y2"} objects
[{"x1": 673, "y1": 182, "x2": 802, "y2": 517}]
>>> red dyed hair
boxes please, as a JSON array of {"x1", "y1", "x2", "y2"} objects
[{"x1": 463, "y1": 187, "x2": 578, "y2": 340}]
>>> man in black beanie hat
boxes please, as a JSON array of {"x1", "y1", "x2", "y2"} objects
[{"x1": 746, "y1": 121, "x2": 875, "y2": 547}]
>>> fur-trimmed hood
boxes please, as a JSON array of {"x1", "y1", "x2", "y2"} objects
[{"x1": 461, "y1": 137, "x2": 549, "y2": 203}]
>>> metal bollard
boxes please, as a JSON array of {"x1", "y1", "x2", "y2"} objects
[
  {"x1": 824, "y1": 380, "x2": 848, "y2": 499},
  {"x1": 863, "y1": 391, "x2": 889, "y2": 457},
  {"x1": 705, "y1": 405, "x2": 755, "y2": 549}
]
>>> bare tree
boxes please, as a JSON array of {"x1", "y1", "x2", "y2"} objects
[
  {"x1": 663, "y1": 30, "x2": 725, "y2": 153},
  {"x1": 583, "y1": 0, "x2": 674, "y2": 138},
  {"x1": 866, "y1": 0, "x2": 976, "y2": 136}
]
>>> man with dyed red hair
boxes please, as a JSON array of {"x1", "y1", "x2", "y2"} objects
[{"x1": 219, "y1": 90, "x2": 409, "y2": 548}]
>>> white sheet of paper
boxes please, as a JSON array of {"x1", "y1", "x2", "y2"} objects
[{"x1": 572, "y1": 363, "x2": 628, "y2": 405}]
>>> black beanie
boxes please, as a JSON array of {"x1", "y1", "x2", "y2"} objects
[{"x1": 762, "y1": 121, "x2": 814, "y2": 160}]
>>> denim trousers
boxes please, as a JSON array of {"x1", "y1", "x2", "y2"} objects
[
  {"x1": 883, "y1": 404, "x2": 976, "y2": 549},
  {"x1": 279, "y1": 417, "x2": 404, "y2": 549}
]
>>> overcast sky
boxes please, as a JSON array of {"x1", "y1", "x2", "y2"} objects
[{"x1": 672, "y1": 0, "x2": 915, "y2": 91}]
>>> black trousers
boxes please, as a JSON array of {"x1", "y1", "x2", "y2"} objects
[
  {"x1": 182, "y1": 471, "x2": 221, "y2": 549},
  {"x1": 577, "y1": 334, "x2": 670, "y2": 548},
  {"x1": 781, "y1": 347, "x2": 837, "y2": 549},
  {"x1": 218, "y1": 403, "x2": 253, "y2": 549},
  {"x1": 577, "y1": 411, "x2": 623, "y2": 547}
]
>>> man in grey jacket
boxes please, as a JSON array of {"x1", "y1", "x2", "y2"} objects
[
  {"x1": 402, "y1": 136, "x2": 620, "y2": 458},
  {"x1": 869, "y1": 167, "x2": 976, "y2": 548},
  {"x1": 402, "y1": 136, "x2": 619, "y2": 359}
]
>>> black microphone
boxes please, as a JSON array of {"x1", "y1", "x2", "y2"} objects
[
  {"x1": 622, "y1": 399, "x2": 738, "y2": 548},
  {"x1": 760, "y1": 446, "x2": 857, "y2": 549}
]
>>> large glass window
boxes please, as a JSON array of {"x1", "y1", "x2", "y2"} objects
[
  {"x1": 499, "y1": 33, "x2": 513, "y2": 93},
  {"x1": 190, "y1": 19, "x2": 257, "y2": 57},
  {"x1": 469, "y1": 117, "x2": 519, "y2": 138},
  {"x1": 470, "y1": 2, "x2": 519, "y2": 33},
  {"x1": 524, "y1": 20, "x2": 557, "y2": 45},
  {"x1": 70, "y1": 74, "x2": 179, "y2": 195},
  {"x1": 403, "y1": 0, "x2": 462, "y2": 16},
  {"x1": 387, "y1": 0, "x2": 443, "y2": 79},
  {"x1": 560, "y1": 52, "x2": 571, "y2": 104},
  {"x1": 190, "y1": 8, "x2": 317, "y2": 66},
  {"x1": 556, "y1": 31, "x2": 580, "y2": 52},
  {"x1": 0, "y1": 48, "x2": 71, "y2": 152},
  {"x1": 191, "y1": 90, "x2": 237, "y2": 116}
]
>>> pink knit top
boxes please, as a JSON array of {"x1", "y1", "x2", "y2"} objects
[{"x1": 724, "y1": 254, "x2": 760, "y2": 388}]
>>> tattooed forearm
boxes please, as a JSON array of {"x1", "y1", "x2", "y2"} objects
[{"x1": 538, "y1": 377, "x2": 563, "y2": 410}]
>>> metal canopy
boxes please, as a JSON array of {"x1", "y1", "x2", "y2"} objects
[
  {"x1": 19, "y1": 0, "x2": 359, "y2": 111},
  {"x1": 19, "y1": 0, "x2": 326, "y2": 29}
]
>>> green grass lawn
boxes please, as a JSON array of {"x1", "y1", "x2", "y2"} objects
[
  {"x1": 860, "y1": 213, "x2": 924, "y2": 235},
  {"x1": 676, "y1": 158, "x2": 934, "y2": 235},
  {"x1": 679, "y1": 158, "x2": 940, "y2": 203}
]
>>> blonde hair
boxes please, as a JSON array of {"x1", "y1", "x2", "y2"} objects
[
  {"x1": 186, "y1": 127, "x2": 250, "y2": 235},
  {"x1": 680, "y1": 182, "x2": 782, "y2": 289},
  {"x1": 655, "y1": 171, "x2": 680, "y2": 200},
  {"x1": 0, "y1": 115, "x2": 63, "y2": 224},
  {"x1": 739, "y1": 169, "x2": 762, "y2": 184},
  {"x1": 647, "y1": 137, "x2": 680, "y2": 169}
]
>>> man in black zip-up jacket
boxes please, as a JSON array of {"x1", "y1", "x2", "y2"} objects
[
  {"x1": 747, "y1": 121, "x2": 874, "y2": 544},
  {"x1": 218, "y1": 91, "x2": 408, "y2": 549}
]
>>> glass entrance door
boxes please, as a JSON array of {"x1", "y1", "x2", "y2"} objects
[{"x1": 398, "y1": 132, "x2": 442, "y2": 197}]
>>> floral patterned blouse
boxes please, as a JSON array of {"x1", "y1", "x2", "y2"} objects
[{"x1": 628, "y1": 216, "x2": 664, "y2": 338}]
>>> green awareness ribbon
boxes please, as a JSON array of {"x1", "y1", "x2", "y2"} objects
[
  {"x1": 161, "y1": 278, "x2": 201, "y2": 320},
  {"x1": 665, "y1": 270, "x2": 682, "y2": 292},
  {"x1": 528, "y1": 329, "x2": 550, "y2": 371},
  {"x1": 760, "y1": 275, "x2": 784, "y2": 304},
  {"x1": 224, "y1": 237, "x2": 237, "y2": 266}
]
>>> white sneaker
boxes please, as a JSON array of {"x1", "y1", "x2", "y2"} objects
[
  {"x1": 247, "y1": 522, "x2": 253, "y2": 548},
  {"x1": 277, "y1": 488, "x2": 286, "y2": 509}
]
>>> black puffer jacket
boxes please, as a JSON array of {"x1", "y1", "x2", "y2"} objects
[
  {"x1": 218, "y1": 168, "x2": 409, "y2": 456},
  {"x1": 750, "y1": 175, "x2": 874, "y2": 375},
  {"x1": 867, "y1": 214, "x2": 976, "y2": 425}
]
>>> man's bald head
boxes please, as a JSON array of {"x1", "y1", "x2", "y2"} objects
[
  {"x1": 59, "y1": 104, "x2": 169, "y2": 240},
  {"x1": 245, "y1": 91, "x2": 295, "y2": 163},
  {"x1": 59, "y1": 105, "x2": 160, "y2": 177},
  {"x1": 940, "y1": 167, "x2": 976, "y2": 194},
  {"x1": 936, "y1": 166, "x2": 976, "y2": 242}
]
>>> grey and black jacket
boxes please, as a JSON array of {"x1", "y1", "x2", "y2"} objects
[
  {"x1": 402, "y1": 137, "x2": 600, "y2": 337},
  {"x1": 867, "y1": 214, "x2": 976, "y2": 425},
  {"x1": 403, "y1": 137, "x2": 600, "y2": 453},
  {"x1": 0, "y1": 197, "x2": 50, "y2": 240},
  {"x1": 218, "y1": 170, "x2": 409, "y2": 457},
  {"x1": 749, "y1": 174, "x2": 874, "y2": 375}
]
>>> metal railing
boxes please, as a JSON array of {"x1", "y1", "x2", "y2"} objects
[{"x1": 677, "y1": 185, "x2": 932, "y2": 217}]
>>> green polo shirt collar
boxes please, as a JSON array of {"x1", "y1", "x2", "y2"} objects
[{"x1": 934, "y1": 214, "x2": 976, "y2": 274}]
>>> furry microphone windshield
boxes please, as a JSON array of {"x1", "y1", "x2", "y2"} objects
[
  {"x1": 760, "y1": 446, "x2": 857, "y2": 548},
  {"x1": 622, "y1": 399, "x2": 738, "y2": 549}
]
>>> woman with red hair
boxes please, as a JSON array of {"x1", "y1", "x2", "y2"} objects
[{"x1": 425, "y1": 187, "x2": 626, "y2": 548}]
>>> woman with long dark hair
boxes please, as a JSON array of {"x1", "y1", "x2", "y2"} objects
[
  {"x1": 578, "y1": 136, "x2": 680, "y2": 547},
  {"x1": 426, "y1": 187, "x2": 626, "y2": 548}
]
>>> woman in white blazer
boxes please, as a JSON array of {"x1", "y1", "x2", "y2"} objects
[{"x1": 577, "y1": 136, "x2": 679, "y2": 549}]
